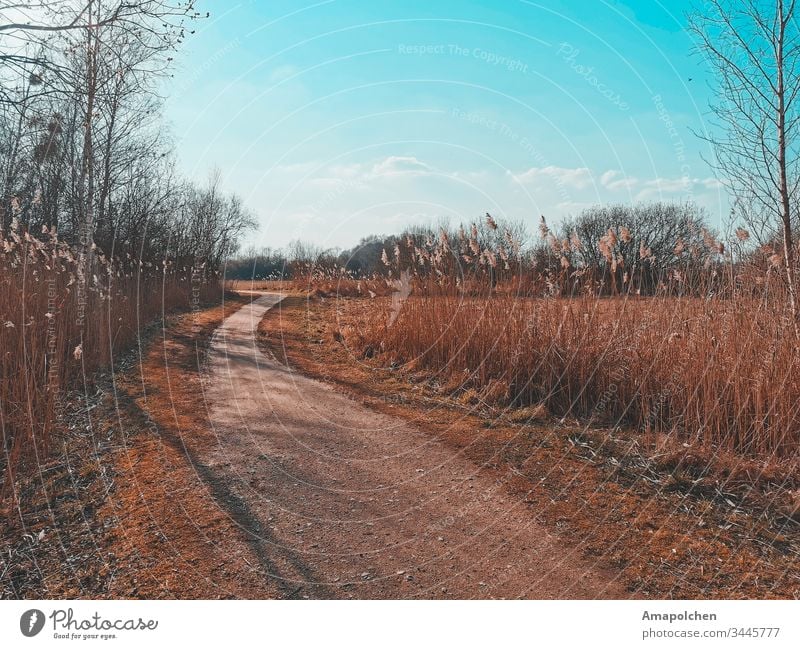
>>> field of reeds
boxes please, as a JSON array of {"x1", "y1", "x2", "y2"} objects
[
  {"x1": 224, "y1": 276, "x2": 396, "y2": 298},
  {"x1": 0, "y1": 221, "x2": 220, "y2": 496},
  {"x1": 317, "y1": 216, "x2": 800, "y2": 461},
  {"x1": 355, "y1": 292, "x2": 798, "y2": 458}
]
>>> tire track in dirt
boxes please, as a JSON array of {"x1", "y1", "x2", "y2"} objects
[{"x1": 202, "y1": 292, "x2": 626, "y2": 598}]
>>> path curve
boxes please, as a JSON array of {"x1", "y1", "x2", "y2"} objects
[{"x1": 203, "y1": 292, "x2": 625, "y2": 598}]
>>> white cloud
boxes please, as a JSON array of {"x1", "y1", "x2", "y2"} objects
[
  {"x1": 512, "y1": 165, "x2": 594, "y2": 189},
  {"x1": 599, "y1": 170, "x2": 638, "y2": 191},
  {"x1": 370, "y1": 155, "x2": 434, "y2": 178},
  {"x1": 511, "y1": 166, "x2": 722, "y2": 202},
  {"x1": 640, "y1": 177, "x2": 690, "y2": 193},
  {"x1": 635, "y1": 176, "x2": 724, "y2": 200},
  {"x1": 299, "y1": 156, "x2": 437, "y2": 188},
  {"x1": 699, "y1": 177, "x2": 724, "y2": 190},
  {"x1": 599, "y1": 170, "x2": 618, "y2": 186},
  {"x1": 259, "y1": 159, "x2": 727, "y2": 249},
  {"x1": 451, "y1": 169, "x2": 492, "y2": 182},
  {"x1": 555, "y1": 200, "x2": 595, "y2": 213},
  {"x1": 274, "y1": 161, "x2": 319, "y2": 175}
]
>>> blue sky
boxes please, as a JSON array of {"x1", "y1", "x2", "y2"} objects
[{"x1": 164, "y1": 0, "x2": 725, "y2": 250}]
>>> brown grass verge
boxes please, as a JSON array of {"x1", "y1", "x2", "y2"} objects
[
  {"x1": 257, "y1": 294, "x2": 800, "y2": 598},
  {"x1": 0, "y1": 293, "x2": 283, "y2": 598}
]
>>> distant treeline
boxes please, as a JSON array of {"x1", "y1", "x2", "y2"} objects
[{"x1": 226, "y1": 201, "x2": 779, "y2": 297}]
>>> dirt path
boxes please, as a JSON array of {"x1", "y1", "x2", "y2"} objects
[{"x1": 202, "y1": 292, "x2": 625, "y2": 598}]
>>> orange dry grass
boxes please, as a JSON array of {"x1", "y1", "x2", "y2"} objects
[
  {"x1": 361, "y1": 292, "x2": 800, "y2": 458},
  {"x1": 0, "y1": 226, "x2": 220, "y2": 490},
  {"x1": 224, "y1": 277, "x2": 394, "y2": 297}
]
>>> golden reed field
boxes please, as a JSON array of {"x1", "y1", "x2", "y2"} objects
[
  {"x1": 0, "y1": 223, "x2": 220, "y2": 497},
  {"x1": 229, "y1": 214, "x2": 800, "y2": 467}
]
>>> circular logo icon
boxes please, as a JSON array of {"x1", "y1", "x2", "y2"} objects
[{"x1": 20, "y1": 609, "x2": 45, "y2": 637}]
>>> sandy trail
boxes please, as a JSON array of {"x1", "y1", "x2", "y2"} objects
[{"x1": 202, "y1": 292, "x2": 624, "y2": 599}]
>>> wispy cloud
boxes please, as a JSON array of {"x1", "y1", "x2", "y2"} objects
[
  {"x1": 370, "y1": 155, "x2": 434, "y2": 178},
  {"x1": 269, "y1": 64, "x2": 302, "y2": 83},
  {"x1": 599, "y1": 170, "x2": 638, "y2": 191},
  {"x1": 511, "y1": 165, "x2": 594, "y2": 190},
  {"x1": 635, "y1": 176, "x2": 723, "y2": 200},
  {"x1": 298, "y1": 155, "x2": 439, "y2": 187},
  {"x1": 263, "y1": 158, "x2": 726, "y2": 248},
  {"x1": 512, "y1": 165, "x2": 721, "y2": 199}
]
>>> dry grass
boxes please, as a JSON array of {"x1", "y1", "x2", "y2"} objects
[
  {"x1": 257, "y1": 295, "x2": 800, "y2": 598},
  {"x1": 0, "y1": 293, "x2": 284, "y2": 597},
  {"x1": 224, "y1": 276, "x2": 394, "y2": 297},
  {"x1": 0, "y1": 224, "x2": 220, "y2": 495},
  {"x1": 238, "y1": 214, "x2": 800, "y2": 462},
  {"x1": 254, "y1": 215, "x2": 800, "y2": 463},
  {"x1": 352, "y1": 291, "x2": 800, "y2": 460}
]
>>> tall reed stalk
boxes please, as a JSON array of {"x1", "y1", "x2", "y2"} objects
[{"x1": 0, "y1": 222, "x2": 220, "y2": 499}]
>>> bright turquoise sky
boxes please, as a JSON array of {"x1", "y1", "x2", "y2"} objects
[{"x1": 164, "y1": 0, "x2": 725, "y2": 250}]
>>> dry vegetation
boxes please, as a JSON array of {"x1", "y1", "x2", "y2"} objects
[
  {"x1": 258, "y1": 295, "x2": 800, "y2": 598},
  {"x1": 0, "y1": 2, "x2": 250, "y2": 503},
  {"x1": 0, "y1": 293, "x2": 284, "y2": 598},
  {"x1": 282, "y1": 212, "x2": 800, "y2": 468},
  {"x1": 5, "y1": 0, "x2": 799, "y2": 601},
  {"x1": 358, "y1": 292, "x2": 800, "y2": 459},
  {"x1": 0, "y1": 223, "x2": 221, "y2": 501},
  {"x1": 224, "y1": 276, "x2": 395, "y2": 298}
]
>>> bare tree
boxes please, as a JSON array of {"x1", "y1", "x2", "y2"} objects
[
  {"x1": 690, "y1": 0, "x2": 800, "y2": 335},
  {"x1": 42, "y1": 0, "x2": 198, "y2": 306},
  {"x1": 0, "y1": 0, "x2": 257, "y2": 283},
  {"x1": 0, "y1": 2, "x2": 202, "y2": 105}
]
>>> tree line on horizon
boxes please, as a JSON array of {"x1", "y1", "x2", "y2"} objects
[{"x1": 225, "y1": 201, "x2": 788, "y2": 298}]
